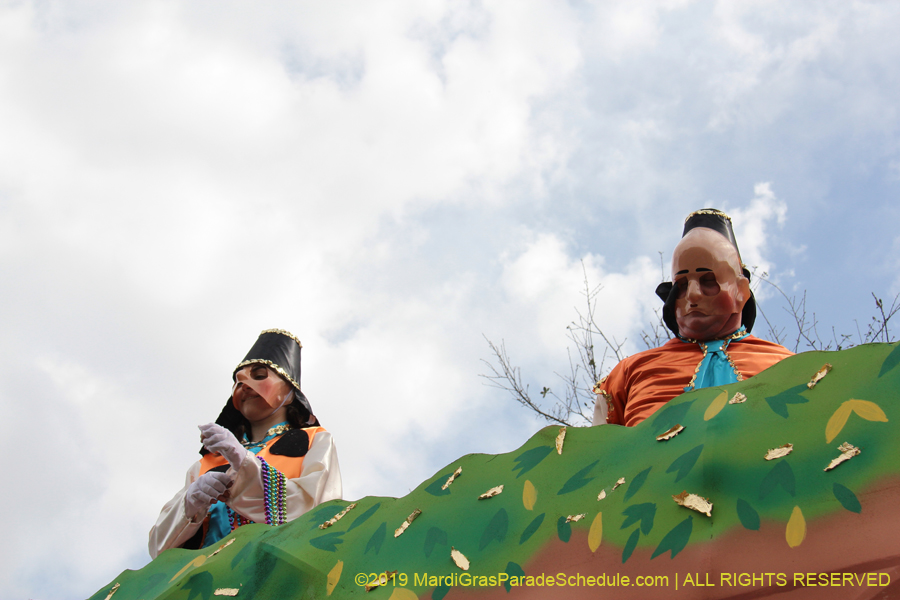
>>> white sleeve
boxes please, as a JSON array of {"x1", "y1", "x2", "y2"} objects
[
  {"x1": 592, "y1": 392, "x2": 609, "y2": 426},
  {"x1": 227, "y1": 430, "x2": 343, "y2": 523},
  {"x1": 148, "y1": 461, "x2": 205, "y2": 559}
]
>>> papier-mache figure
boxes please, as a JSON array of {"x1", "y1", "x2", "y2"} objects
[
  {"x1": 592, "y1": 209, "x2": 794, "y2": 427},
  {"x1": 149, "y1": 329, "x2": 342, "y2": 557}
]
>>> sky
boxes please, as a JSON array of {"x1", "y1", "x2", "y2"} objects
[{"x1": 1, "y1": 1, "x2": 899, "y2": 598}]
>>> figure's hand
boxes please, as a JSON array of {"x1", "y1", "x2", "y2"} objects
[
  {"x1": 184, "y1": 471, "x2": 233, "y2": 519},
  {"x1": 199, "y1": 423, "x2": 246, "y2": 471}
]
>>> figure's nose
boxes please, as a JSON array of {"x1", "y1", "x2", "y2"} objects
[{"x1": 686, "y1": 279, "x2": 702, "y2": 303}]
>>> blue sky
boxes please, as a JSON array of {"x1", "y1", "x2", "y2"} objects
[{"x1": 1, "y1": 1, "x2": 899, "y2": 598}]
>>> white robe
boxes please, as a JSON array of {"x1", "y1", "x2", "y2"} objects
[{"x1": 148, "y1": 430, "x2": 342, "y2": 558}]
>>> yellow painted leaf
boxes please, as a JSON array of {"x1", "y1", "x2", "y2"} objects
[
  {"x1": 704, "y1": 390, "x2": 728, "y2": 421},
  {"x1": 170, "y1": 555, "x2": 206, "y2": 583},
  {"x1": 522, "y1": 480, "x2": 537, "y2": 511},
  {"x1": 825, "y1": 403, "x2": 854, "y2": 444},
  {"x1": 388, "y1": 588, "x2": 419, "y2": 600},
  {"x1": 326, "y1": 560, "x2": 343, "y2": 596},
  {"x1": 786, "y1": 506, "x2": 806, "y2": 548},
  {"x1": 588, "y1": 512, "x2": 603, "y2": 552},
  {"x1": 849, "y1": 399, "x2": 889, "y2": 423}
]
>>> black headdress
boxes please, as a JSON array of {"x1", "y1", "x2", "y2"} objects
[
  {"x1": 212, "y1": 329, "x2": 315, "y2": 437},
  {"x1": 654, "y1": 209, "x2": 757, "y2": 337}
]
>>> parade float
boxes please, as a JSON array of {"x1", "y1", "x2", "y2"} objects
[{"x1": 90, "y1": 341, "x2": 900, "y2": 599}]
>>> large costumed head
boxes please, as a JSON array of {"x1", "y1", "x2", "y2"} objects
[
  {"x1": 655, "y1": 209, "x2": 756, "y2": 340},
  {"x1": 211, "y1": 329, "x2": 316, "y2": 440}
]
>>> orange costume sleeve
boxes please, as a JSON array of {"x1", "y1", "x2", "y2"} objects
[{"x1": 595, "y1": 335, "x2": 793, "y2": 427}]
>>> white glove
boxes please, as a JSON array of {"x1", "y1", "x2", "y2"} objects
[
  {"x1": 184, "y1": 471, "x2": 232, "y2": 520},
  {"x1": 199, "y1": 423, "x2": 246, "y2": 471}
]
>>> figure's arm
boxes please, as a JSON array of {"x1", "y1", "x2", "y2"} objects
[
  {"x1": 227, "y1": 430, "x2": 342, "y2": 523},
  {"x1": 148, "y1": 462, "x2": 205, "y2": 559}
]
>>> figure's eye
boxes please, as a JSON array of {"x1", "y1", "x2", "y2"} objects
[
  {"x1": 675, "y1": 279, "x2": 687, "y2": 298},
  {"x1": 700, "y1": 273, "x2": 720, "y2": 296},
  {"x1": 251, "y1": 366, "x2": 269, "y2": 380}
]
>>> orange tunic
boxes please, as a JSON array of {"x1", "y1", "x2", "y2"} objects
[{"x1": 596, "y1": 336, "x2": 793, "y2": 427}]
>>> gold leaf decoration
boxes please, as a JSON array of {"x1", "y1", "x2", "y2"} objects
[
  {"x1": 764, "y1": 443, "x2": 794, "y2": 461},
  {"x1": 522, "y1": 480, "x2": 537, "y2": 511},
  {"x1": 588, "y1": 512, "x2": 603, "y2": 552},
  {"x1": 672, "y1": 491, "x2": 713, "y2": 517},
  {"x1": 478, "y1": 485, "x2": 504, "y2": 500},
  {"x1": 441, "y1": 466, "x2": 462, "y2": 490},
  {"x1": 611, "y1": 477, "x2": 625, "y2": 491},
  {"x1": 207, "y1": 538, "x2": 235, "y2": 558},
  {"x1": 320, "y1": 502, "x2": 358, "y2": 529},
  {"x1": 214, "y1": 589, "x2": 239, "y2": 597},
  {"x1": 786, "y1": 506, "x2": 806, "y2": 548},
  {"x1": 566, "y1": 513, "x2": 586, "y2": 523},
  {"x1": 394, "y1": 510, "x2": 422, "y2": 538},
  {"x1": 729, "y1": 392, "x2": 747, "y2": 404},
  {"x1": 824, "y1": 442, "x2": 861, "y2": 471},
  {"x1": 366, "y1": 572, "x2": 397, "y2": 592},
  {"x1": 597, "y1": 489, "x2": 607, "y2": 501},
  {"x1": 826, "y1": 399, "x2": 888, "y2": 443},
  {"x1": 656, "y1": 424, "x2": 684, "y2": 441},
  {"x1": 326, "y1": 560, "x2": 343, "y2": 596},
  {"x1": 807, "y1": 363, "x2": 833, "y2": 389},
  {"x1": 103, "y1": 583, "x2": 120, "y2": 600},
  {"x1": 704, "y1": 390, "x2": 729, "y2": 421},
  {"x1": 556, "y1": 427, "x2": 567, "y2": 455},
  {"x1": 451, "y1": 547, "x2": 470, "y2": 571}
]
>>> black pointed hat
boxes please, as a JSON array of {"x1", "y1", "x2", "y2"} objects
[
  {"x1": 213, "y1": 329, "x2": 314, "y2": 434},
  {"x1": 655, "y1": 209, "x2": 757, "y2": 337}
]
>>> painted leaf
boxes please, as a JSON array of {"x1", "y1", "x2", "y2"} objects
[
  {"x1": 620, "y1": 503, "x2": 656, "y2": 535},
  {"x1": 309, "y1": 531, "x2": 344, "y2": 552},
  {"x1": 522, "y1": 480, "x2": 537, "y2": 511},
  {"x1": 504, "y1": 563, "x2": 525, "y2": 592},
  {"x1": 878, "y1": 343, "x2": 900, "y2": 377},
  {"x1": 511, "y1": 445, "x2": 553, "y2": 478},
  {"x1": 588, "y1": 512, "x2": 603, "y2": 552},
  {"x1": 765, "y1": 384, "x2": 809, "y2": 418},
  {"x1": 624, "y1": 466, "x2": 652, "y2": 501},
  {"x1": 170, "y1": 555, "x2": 206, "y2": 583},
  {"x1": 388, "y1": 588, "x2": 419, "y2": 600},
  {"x1": 736, "y1": 498, "x2": 760, "y2": 531},
  {"x1": 326, "y1": 560, "x2": 343, "y2": 596},
  {"x1": 833, "y1": 483, "x2": 862, "y2": 513},
  {"x1": 558, "y1": 460, "x2": 599, "y2": 495},
  {"x1": 519, "y1": 513, "x2": 545, "y2": 545},
  {"x1": 423, "y1": 527, "x2": 448, "y2": 558},
  {"x1": 759, "y1": 460, "x2": 796, "y2": 499},
  {"x1": 651, "y1": 516, "x2": 693, "y2": 559},
  {"x1": 181, "y1": 572, "x2": 213, "y2": 600},
  {"x1": 666, "y1": 445, "x2": 703, "y2": 483},
  {"x1": 651, "y1": 400, "x2": 695, "y2": 434},
  {"x1": 704, "y1": 390, "x2": 728, "y2": 420},
  {"x1": 424, "y1": 473, "x2": 453, "y2": 496},
  {"x1": 849, "y1": 399, "x2": 889, "y2": 422},
  {"x1": 786, "y1": 506, "x2": 806, "y2": 548},
  {"x1": 365, "y1": 522, "x2": 386, "y2": 555},
  {"x1": 557, "y1": 516, "x2": 572, "y2": 543},
  {"x1": 479, "y1": 508, "x2": 509, "y2": 550},
  {"x1": 825, "y1": 403, "x2": 854, "y2": 444},
  {"x1": 348, "y1": 502, "x2": 380, "y2": 531},
  {"x1": 621, "y1": 528, "x2": 640, "y2": 563}
]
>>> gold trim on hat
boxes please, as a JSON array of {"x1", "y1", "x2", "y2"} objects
[
  {"x1": 233, "y1": 359, "x2": 301, "y2": 392},
  {"x1": 684, "y1": 209, "x2": 732, "y2": 223},
  {"x1": 259, "y1": 328, "x2": 303, "y2": 349}
]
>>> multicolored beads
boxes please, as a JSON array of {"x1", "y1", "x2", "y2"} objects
[{"x1": 259, "y1": 456, "x2": 288, "y2": 526}]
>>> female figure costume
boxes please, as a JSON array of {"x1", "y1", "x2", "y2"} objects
[{"x1": 148, "y1": 329, "x2": 342, "y2": 558}]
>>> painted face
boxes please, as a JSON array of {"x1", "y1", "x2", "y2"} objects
[
  {"x1": 232, "y1": 364, "x2": 293, "y2": 422},
  {"x1": 671, "y1": 227, "x2": 751, "y2": 340}
]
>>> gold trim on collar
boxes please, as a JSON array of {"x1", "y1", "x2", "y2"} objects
[
  {"x1": 259, "y1": 328, "x2": 303, "y2": 349},
  {"x1": 684, "y1": 208, "x2": 732, "y2": 223}
]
